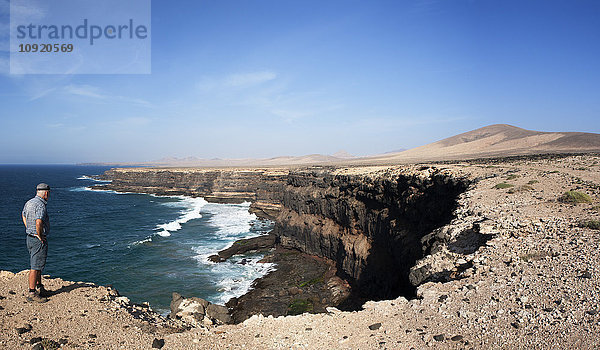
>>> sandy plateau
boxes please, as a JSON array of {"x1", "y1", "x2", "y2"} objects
[{"x1": 1, "y1": 154, "x2": 600, "y2": 349}]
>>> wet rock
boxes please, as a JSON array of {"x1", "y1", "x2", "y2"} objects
[{"x1": 208, "y1": 234, "x2": 276, "y2": 263}]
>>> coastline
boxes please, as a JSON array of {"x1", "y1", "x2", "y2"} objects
[
  {"x1": 85, "y1": 183, "x2": 349, "y2": 323},
  {"x1": 83, "y1": 185, "x2": 282, "y2": 310},
  {"x1": 3, "y1": 155, "x2": 599, "y2": 348}
]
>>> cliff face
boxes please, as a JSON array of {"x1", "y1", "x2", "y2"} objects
[
  {"x1": 96, "y1": 166, "x2": 470, "y2": 301},
  {"x1": 98, "y1": 168, "x2": 287, "y2": 220},
  {"x1": 274, "y1": 169, "x2": 469, "y2": 300}
]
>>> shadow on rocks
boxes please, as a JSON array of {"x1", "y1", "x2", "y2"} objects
[{"x1": 47, "y1": 282, "x2": 98, "y2": 296}]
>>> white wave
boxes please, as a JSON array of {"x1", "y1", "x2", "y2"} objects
[
  {"x1": 202, "y1": 255, "x2": 275, "y2": 305},
  {"x1": 203, "y1": 202, "x2": 258, "y2": 238},
  {"x1": 184, "y1": 201, "x2": 276, "y2": 304},
  {"x1": 153, "y1": 197, "x2": 207, "y2": 237},
  {"x1": 76, "y1": 175, "x2": 112, "y2": 182},
  {"x1": 69, "y1": 186, "x2": 92, "y2": 192},
  {"x1": 156, "y1": 230, "x2": 171, "y2": 237},
  {"x1": 71, "y1": 186, "x2": 138, "y2": 195},
  {"x1": 130, "y1": 237, "x2": 152, "y2": 246}
]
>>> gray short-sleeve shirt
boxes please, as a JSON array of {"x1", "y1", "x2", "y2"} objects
[{"x1": 22, "y1": 196, "x2": 50, "y2": 236}]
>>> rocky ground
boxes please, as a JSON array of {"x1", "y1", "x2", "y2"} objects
[{"x1": 2, "y1": 154, "x2": 599, "y2": 349}]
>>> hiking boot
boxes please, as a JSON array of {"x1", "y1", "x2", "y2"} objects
[
  {"x1": 37, "y1": 284, "x2": 51, "y2": 297},
  {"x1": 27, "y1": 291, "x2": 48, "y2": 303}
]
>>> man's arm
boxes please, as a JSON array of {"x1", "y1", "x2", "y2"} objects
[
  {"x1": 22, "y1": 215, "x2": 27, "y2": 228},
  {"x1": 35, "y1": 219, "x2": 46, "y2": 243}
]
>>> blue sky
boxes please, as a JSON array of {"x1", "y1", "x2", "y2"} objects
[{"x1": 0, "y1": 0, "x2": 599, "y2": 163}]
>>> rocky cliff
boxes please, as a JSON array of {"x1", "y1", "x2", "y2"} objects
[
  {"x1": 95, "y1": 165, "x2": 470, "y2": 302},
  {"x1": 97, "y1": 167, "x2": 287, "y2": 220},
  {"x1": 273, "y1": 167, "x2": 469, "y2": 301}
]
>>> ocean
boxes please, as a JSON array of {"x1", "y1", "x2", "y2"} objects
[{"x1": 0, "y1": 165, "x2": 274, "y2": 313}]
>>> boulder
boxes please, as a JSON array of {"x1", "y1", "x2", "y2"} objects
[
  {"x1": 206, "y1": 304, "x2": 232, "y2": 324},
  {"x1": 169, "y1": 293, "x2": 231, "y2": 326},
  {"x1": 170, "y1": 292, "x2": 184, "y2": 316}
]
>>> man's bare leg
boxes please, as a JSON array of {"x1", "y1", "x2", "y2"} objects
[
  {"x1": 28, "y1": 269, "x2": 39, "y2": 290},
  {"x1": 27, "y1": 270, "x2": 47, "y2": 302}
]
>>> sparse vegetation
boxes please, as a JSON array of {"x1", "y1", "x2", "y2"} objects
[
  {"x1": 577, "y1": 167, "x2": 588, "y2": 171},
  {"x1": 506, "y1": 174, "x2": 519, "y2": 180},
  {"x1": 494, "y1": 183, "x2": 514, "y2": 189},
  {"x1": 40, "y1": 339, "x2": 61, "y2": 350},
  {"x1": 299, "y1": 277, "x2": 323, "y2": 288},
  {"x1": 579, "y1": 220, "x2": 600, "y2": 230},
  {"x1": 548, "y1": 170, "x2": 560, "y2": 174},
  {"x1": 520, "y1": 251, "x2": 551, "y2": 262},
  {"x1": 508, "y1": 185, "x2": 534, "y2": 194},
  {"x1": 559, "y1": 191, "x2": 593, "y2": 204},
  {"x1": 592, "y1": 205, "x2": 600, "y2": 212},
  {"x1": 527, "y1": 180, "x2": 539, "y2": 185},
  {"x1": 287, "y1": 298, "x2": 314, "y2": 315}
]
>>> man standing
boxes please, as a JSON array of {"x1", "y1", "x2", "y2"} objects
[{"x1": 22, "y1": 183, "x2": 51, "y2": 303}]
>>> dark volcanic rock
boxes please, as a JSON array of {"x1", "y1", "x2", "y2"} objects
[
  {"x1": 208, "y1": 234, "x2": 277, "y2": 263},
  {"x1": 226, "y1": 247, "x2": 350, "y2": 323},
  {"x1": 275, "y1": 170, "x2": 469, "y2": 301}
]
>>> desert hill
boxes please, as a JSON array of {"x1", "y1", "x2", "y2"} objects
[
  {"x1": 362, "y1": 124, "x2": 600, "y2": 163},
  {"x1": 81, "y1": 124, "x2": 600, "y2": 167}
]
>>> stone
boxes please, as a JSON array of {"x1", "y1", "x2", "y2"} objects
[
  {"x1": 189, "y1": 297, "x2": 210, "y2": 308},
  {"x1": 29, "y1": 337, "x2": 42, "y2": 344},
  {"x1": 451, "y1": 335, "x2": 463, "y2": 341},
  {"x1": 368, "y1": 323, "x2": 382, "y2": 330},
  {"x1": 31, "y1": 343, "x2": 43, "y2": 350},
  {"x1": 15, "y1": 323, "x2": 32, "y2": 334},
  {"x1": 152, "y1": 338, "x2": 165, "y2": 349},
  {"x1": 210, "y1": 235, "x2": 277, "y2": 263},
  {"x1": 170, "y1": 292, "x2": 184, "y2": 315},
  {"x1": 206, "y1": 304, "x2": 232, "y2": 324},
  {"x1": 0, "y1": 271, "x2": 15, "y2": 279},
  {"x1": 433, "y1": 334, "x2": 445, "y2": 341}
]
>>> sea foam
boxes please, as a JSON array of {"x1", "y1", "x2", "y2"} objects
[
  {"x1": 76, "y1": 175, "x2": 112, "y2": 182},
  {"x1": 154, "y1": 197, "x2": 207, "y2": 237},
  {"x1": 191, "y1": 201, "x2": 274, "y2": 304}
]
